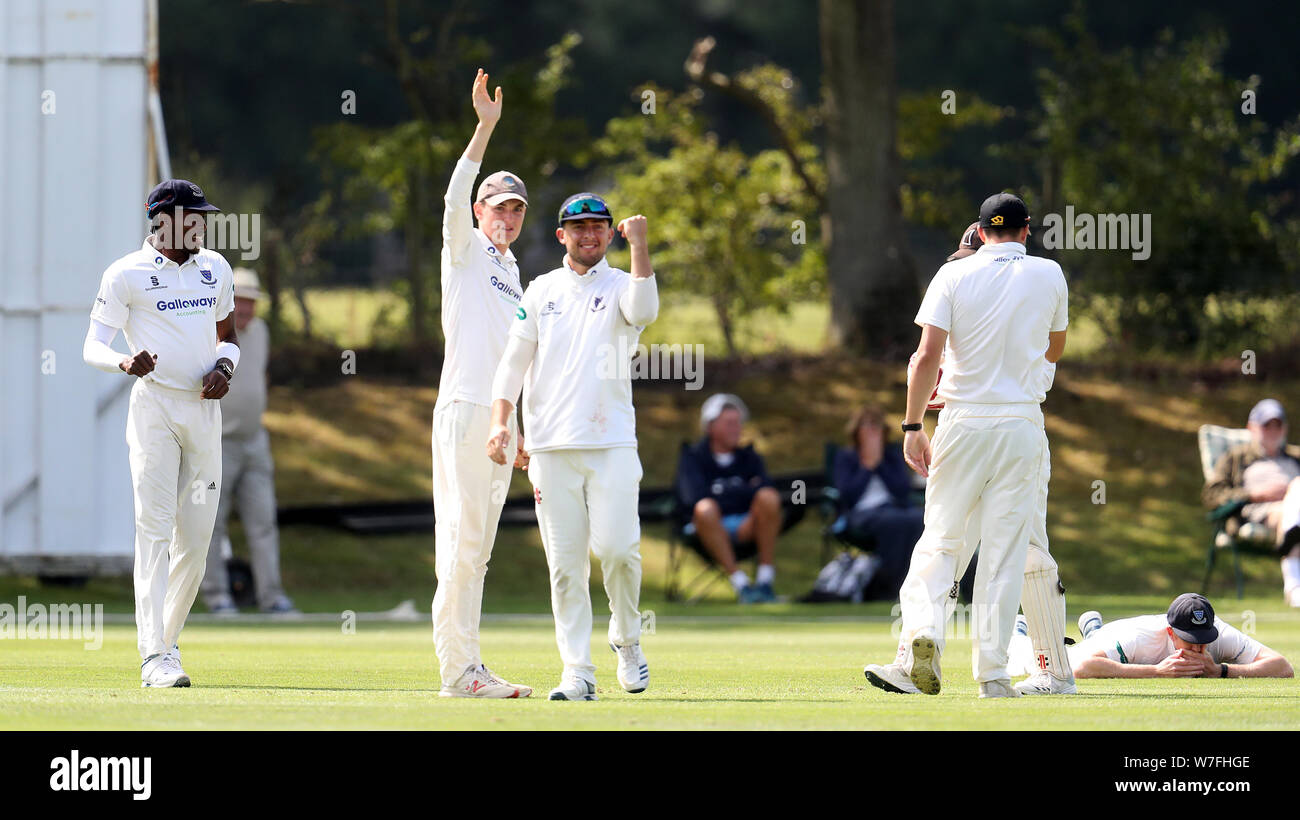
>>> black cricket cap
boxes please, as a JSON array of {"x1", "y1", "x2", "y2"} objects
[
  {"x1": 557, "y1": 192, "x2": 613, "y2": 226},
  {"x1": 1166, "y1": 592, "x2": 1219, "y2": 644},
  {"x1": 978, "y1": 192, "x2": 1030, "y2": 230},
  {"x1": 146, "y1": 179, "x2": 220, "y2": 219}
]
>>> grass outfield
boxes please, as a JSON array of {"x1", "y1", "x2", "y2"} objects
[{"x1": 3, "y1": 605, "x2": 1297, "y2": 730}]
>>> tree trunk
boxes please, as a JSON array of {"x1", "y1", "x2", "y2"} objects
[{"x1": 819, "y1": 0, "x2": 919, "y2": 358}]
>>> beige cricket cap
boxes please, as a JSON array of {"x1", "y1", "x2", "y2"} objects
[{"x1": 476, "y1": 171, "x2": 529, "y2": 206}]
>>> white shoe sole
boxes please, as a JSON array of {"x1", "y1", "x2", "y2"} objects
[
  {"x1": 1014, "y1": 680, "x2": 1078, "y2": 695},
  {"x1": 909, "y1": 635, "x2": 940, "y2": 695},
  {"x1": 142, "y1": 675, "x2": 190, "y2": 689},
  {"x1": 438, "y1": 687, "x2": 529, "y2": 699}
]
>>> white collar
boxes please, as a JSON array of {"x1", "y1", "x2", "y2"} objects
[
  {"x1": 475, "y1": 228, "x2": 517, "y2": 265},
  {"x1": 142, "y1": 237, "x2": 200, "y2": 270},
  {"x1": 563, "y1": 254, "x2": 608, "y2": 281},
  {"x1": 976, "y1": 241, "x2": 1026, "y2": 255}
]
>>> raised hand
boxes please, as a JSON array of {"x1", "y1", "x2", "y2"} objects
[{"x1": 471, "y1": 68, "x2": 502, "y2": 127}]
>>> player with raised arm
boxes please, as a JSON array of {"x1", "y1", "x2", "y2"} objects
[
  {"x1": 431, "y1": 69, "x2": 533, "y2": 699},
  {"x1": 487, "y1": 194, "x2": 659, "y2": 701},
  {"x1": 82, "y1": 179, "x2": 238, "y2": 688}
]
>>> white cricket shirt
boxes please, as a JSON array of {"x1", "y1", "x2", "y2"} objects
[
  {"x1": 221, "y1": 316, "x2": 269, "y2": 438},
  {"x1": 510, "y1": 256, "x2": 657, "y2": 453},
  {"x1": 89, "y1": 239, "x2": 235, "y2": 393},
  {"x1": 1079, "y1": 615, "x2": 1261, "y2": 666},
  {"x1": 915, "y1": 242, "x2": 1068, "y2": 405},
  {"x1": 437, "y1": 157, "x2": 524, "y2": 410}
]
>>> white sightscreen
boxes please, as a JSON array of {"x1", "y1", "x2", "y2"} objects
[{"x1": 1, "y1": 0, "x2": 147, "y2": 573}]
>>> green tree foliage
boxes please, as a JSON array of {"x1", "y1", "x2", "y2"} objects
[
  {"x1": 1023, "y1": 12, "x2": 1300, "y2": 356},
  {"x1": 595, "y1": 79, "x2": 824, "y2": 356},
  {"x1": 306, "y1": 29, "x2": 585, "y2": 354}
]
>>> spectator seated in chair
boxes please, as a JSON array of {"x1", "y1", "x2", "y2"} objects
[
  {"x1": 831, "y1": 405, "x2": 925, "y2": 601},
  {"x1": 676, "y1": 394, "x2": 781, "y2": 603},
  {"x1": 1202, "y1": 398, "x2": 1300, "y2": 607}
]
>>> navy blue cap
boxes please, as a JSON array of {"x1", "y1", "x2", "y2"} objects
[
  {"x1": 1166, "y1": 593, "x2": 1219, "y2": 644},
  {"x1": 146, "y1": 179, "x2": 220, "y2": 219},
  {"x1": 557, "y1": 192, "x2": 612, "y2": 225}
]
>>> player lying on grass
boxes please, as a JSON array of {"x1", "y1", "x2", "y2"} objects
[{"x1": 1008, "y1": 592, "x2": 1293, "y2": 679}]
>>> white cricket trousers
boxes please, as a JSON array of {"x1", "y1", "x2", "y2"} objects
[
  {"x1": 898, "y1": 402, "x2": 1048, "y2": 683},
  {"x1": 527, "y1": 447, "x2": 643, "y2": 679},
  {"x1": 126, "y1": 380, "x2": 223, "y2": 660},
  {"x1": 431, "y1": 401, "x2": 515, "y2": 685}
]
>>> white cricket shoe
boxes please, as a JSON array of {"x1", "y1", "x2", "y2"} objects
[
  {"x1": 481, "y1": 665, "x2": 532, "y2": 698},
  {"x1": 439, "y1": 664, "x2": 530, "y2": 698},
  {"x1": 141, "y1": 653, "x2": 190, "y2": 688},
  {"x1": 908, "y1": 630, "x2": 942, "y2": 695},
  {"x1": 548, "y1": 672, "x2": 598, "y2": 701},
  {"x1": 864, "y1": 662, "x2": 921, "y2": 695},
  {"x1": 1078, "y1": 610, "x2": 1103, "y2": 639},
  {"x1": 1014, "y1": 670, "x2": 1078, "y2": 695},
  {"x1": 978, "y1": 679, "x2": 1021, "y2": 699},
  {"x1": 611, "y1": 643, "x2": 650, "y2": 693}
]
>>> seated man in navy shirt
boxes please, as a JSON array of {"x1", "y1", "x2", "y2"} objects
[
  {"x1": 676, "y1": 394, "x2": 782, "y2": 603},
  {"x1": 832, "y1": 405, "x2": 924, "y2": 599}
]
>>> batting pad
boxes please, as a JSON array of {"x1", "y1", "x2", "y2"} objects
[{"x1": 1020, "y1": 554, "x2": 1073, "y2": 683}]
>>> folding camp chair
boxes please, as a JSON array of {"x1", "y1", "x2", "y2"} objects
[
  {"x1": 664, "y1": 441, "x2": 806, "y2": 603},
  {"x1": 1198, "y1": 424, "x2": 1276, "y2": 598}
]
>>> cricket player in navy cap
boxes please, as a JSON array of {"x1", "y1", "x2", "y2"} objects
[
  {"x1": 1009, "y1": 593, "x2": 1292, "y2": 679},
  {"x1": 82, "y1": 179, "x2": 238, "y2": 687}
]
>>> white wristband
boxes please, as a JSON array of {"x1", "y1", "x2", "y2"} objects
[{"x1": 215, "y1": 341, "x2": 241, "y2": 372}]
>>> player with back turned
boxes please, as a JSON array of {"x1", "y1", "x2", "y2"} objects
[
  {"x1": 82, "y1": 179, "x2": 238, "y2": 688},
  {"x1": 863, "y1": 193, "x2": 1069, "y2": 699}
]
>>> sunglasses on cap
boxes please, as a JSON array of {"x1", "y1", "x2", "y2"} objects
[{"x1": 558, "y1": 195, "x2": 612, "y2": 224}]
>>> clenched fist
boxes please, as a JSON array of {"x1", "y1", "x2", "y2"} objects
[
  {"x1": 120, "y1": 350, "x2": 158, "y2": 377},
  {"x1": 617, "y1": 214, "x2": 648, "y2": 248}
]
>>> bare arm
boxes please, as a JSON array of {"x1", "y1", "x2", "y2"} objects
[
  {"x1": 900, "y1": 324, "x2": 947, "y2": 477},
  {"x1": 1227, "y1": 647, "x2": 1294, "y2": 678},
  {"x1": 1046, "y1": 329, "x2": 1067, "y2": 363},
  {"x1": 1074, "y1": 650, "x2": 1203, "y2": 679}
]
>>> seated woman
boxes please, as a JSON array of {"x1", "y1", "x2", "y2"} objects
[{"x1": 832, "y1": 405, "x2": 925, "y2": 599}]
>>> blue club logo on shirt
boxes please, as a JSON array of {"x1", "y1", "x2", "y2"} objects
[
  {"x1": 591, "y1": 296, "x2": 606, "y2": 312},
  {"x1": 200, "y1": 269, "x2": 215, "y2": 285}
]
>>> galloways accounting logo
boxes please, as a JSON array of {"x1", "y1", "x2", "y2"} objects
[{"x1": 156, "y1": 296, "x2": 216, "y2": 316}]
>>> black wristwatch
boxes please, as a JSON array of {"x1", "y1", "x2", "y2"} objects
[
  {"x1": 901, "y1": 422, "x2": 923, "y2": 433},
  {"x1": 215, "y1": 361, "x2": 234, "y2": 381},
  {"x1": 1220, "y1": 663, "x2": 1229, "y2": 679}
]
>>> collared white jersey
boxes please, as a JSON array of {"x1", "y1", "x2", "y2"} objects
[
  {"x1": 510, "y1": 257, "x2": 656, "y2": 453},
  {"x1": 1078, "y1": 615, "x2": 1261, "y2": 666},
  {"x1": 90, "y1": 239, "x2": 235, "y2": 393},
  {"x1": 437, "y1": 157, "x2": 524, "y2": 409},
  {"x1": 915, "y1": 241, "x2": 1068, "y2": 405}
]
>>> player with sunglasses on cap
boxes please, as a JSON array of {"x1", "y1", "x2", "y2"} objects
[{"x1": 487, "y1": 193, "x2": 659, "y2": 700}]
